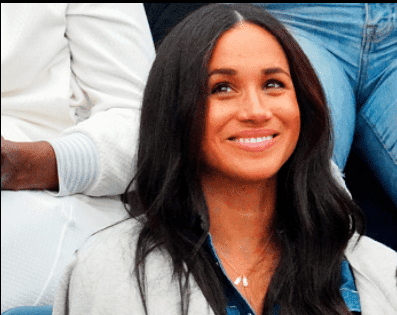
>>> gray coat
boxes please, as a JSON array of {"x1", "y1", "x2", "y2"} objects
[{"x1": 53, "y1": 219, "x2": 397, "y2": 315}]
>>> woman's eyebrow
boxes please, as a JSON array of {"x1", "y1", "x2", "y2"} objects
[
  {"x1": 208, "y1": 68, "x2": 237, "y2": 77},
  {"x1": 262, "y1": 67, "x2": 291, "y2": 77},
  {"x1": 208, "y1": 67, "x2": 290, "y2": 77}
]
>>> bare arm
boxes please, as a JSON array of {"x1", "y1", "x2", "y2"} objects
[{"x1": 1, "y1": 136, "x2": 58, "y2": 191}]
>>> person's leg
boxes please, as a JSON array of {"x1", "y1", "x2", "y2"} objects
[
  {"x1": 1, "y1": 191, "x2": 126, "y2": 312},
  {"x1": 354, "y1": 62, "x2": 397, "y2": 207},
  {"x1": 1, "y1": 305, "x2": 52, "y2": 315},
  {"x1": 353, "y1": 3, "x2": 397, "y2": 208}
]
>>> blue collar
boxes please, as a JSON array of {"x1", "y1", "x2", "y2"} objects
[{"x1": 206, "y1": 234, "x2": 361, "y2": 314}]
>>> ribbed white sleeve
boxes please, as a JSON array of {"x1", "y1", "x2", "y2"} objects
[{"x1": 47, "y1": 132, "x2": 99, "y2": 196}]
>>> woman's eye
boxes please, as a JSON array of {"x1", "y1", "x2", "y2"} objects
[
  {"x1": 264, "y1": 80, "x2": 285, "y2": 89},
  {"x1": 211, "y1": 83, "x2": 232, "y2": 94}
]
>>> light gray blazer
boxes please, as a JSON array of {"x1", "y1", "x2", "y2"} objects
[{"x1": 52, "y1": 219, "x2": 397, "y2": 315}]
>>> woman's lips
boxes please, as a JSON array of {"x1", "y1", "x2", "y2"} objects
[
  {"x1": 230, "y1": 128, "x2": 278, "y2": 139},
  {"x1": 229, "y1": 134, "x2": 278, "y2": 152}
]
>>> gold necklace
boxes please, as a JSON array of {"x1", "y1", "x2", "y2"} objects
[{"x1": 217, "y1": 232, "x2": 274, "y2": 288}]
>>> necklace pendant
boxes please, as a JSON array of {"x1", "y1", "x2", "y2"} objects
[
  {"x1": 234, "y1": 276, "x2": 242, "y2": 285},
  {"x1": 242, "y1": 276, "x2": 248, "y2": 287},
  {"x1": 234, "y1": 275, "x2": 248, "y2": 287}
]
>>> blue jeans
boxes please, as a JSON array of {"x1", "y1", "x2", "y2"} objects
[
  {"x1": 258, "y1": 3, "x2": 397, "y2": 207},
  {"x1": 1, "y1": 306, "x2": 52, "y2": 315}
]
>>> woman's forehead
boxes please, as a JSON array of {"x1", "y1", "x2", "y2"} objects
[{"x1": 208, "y1": 22, "x2": 290, "y2": 75}]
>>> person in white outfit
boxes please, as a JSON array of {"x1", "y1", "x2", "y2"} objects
[{"x1": 1, "y1": 3, "x2": 155, "y2": 312}]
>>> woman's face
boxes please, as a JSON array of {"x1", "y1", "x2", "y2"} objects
[{"x1": 201, "y1": 22, "x2": 300, "y2": 182}]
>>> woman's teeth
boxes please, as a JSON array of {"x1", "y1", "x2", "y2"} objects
[{"x1": 232, "y1": 135, "x2": 275, "y2": 143}]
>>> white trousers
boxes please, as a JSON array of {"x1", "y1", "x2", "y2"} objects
[{"x1": 1, "y1": 191, "x2": 127, "y2": 312}]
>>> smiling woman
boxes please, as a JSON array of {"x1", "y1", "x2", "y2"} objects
[
  {"x1": 50, "y1": 3, "x2": 397, "y2": 315},
  {"x1": 201, "y1": 26, "x2": 302, "y2": 311}
]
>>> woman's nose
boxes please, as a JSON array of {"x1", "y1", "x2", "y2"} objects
[{"x1": 238, "y1": 88, "x2": 272, "y2": 123}]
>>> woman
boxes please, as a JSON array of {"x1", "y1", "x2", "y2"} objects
[{"x1": 50, "y1": 3, "x2": 396, "y2": 315}]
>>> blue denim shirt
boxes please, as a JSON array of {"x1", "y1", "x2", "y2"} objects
[{"x1": 206, "y1": 234, "x2": 361, "y2": 315}]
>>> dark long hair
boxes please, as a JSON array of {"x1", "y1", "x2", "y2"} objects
[{"x1": 122, "y1": 3, "x2": 365, "y2": 314}]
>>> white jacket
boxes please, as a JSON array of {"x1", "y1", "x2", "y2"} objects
[
  {"x1": 1, "y1": 3, "x2": 155, "y2": 196},
  {"x1": 52, "y1": 219, "x2": 397, "y2": 315}
]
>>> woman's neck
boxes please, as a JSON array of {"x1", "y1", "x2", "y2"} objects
[{"x1": 202, "y1": 170, "x2": 277, "y2": 259}]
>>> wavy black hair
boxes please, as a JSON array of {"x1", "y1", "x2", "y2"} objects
[{"x1": 122, "y1": 3, "x2": 365, "y2": 314}]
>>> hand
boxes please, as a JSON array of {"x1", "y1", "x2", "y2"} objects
[{"x1": 1, "y1": 135, "x2": 59, "y2": 191}]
